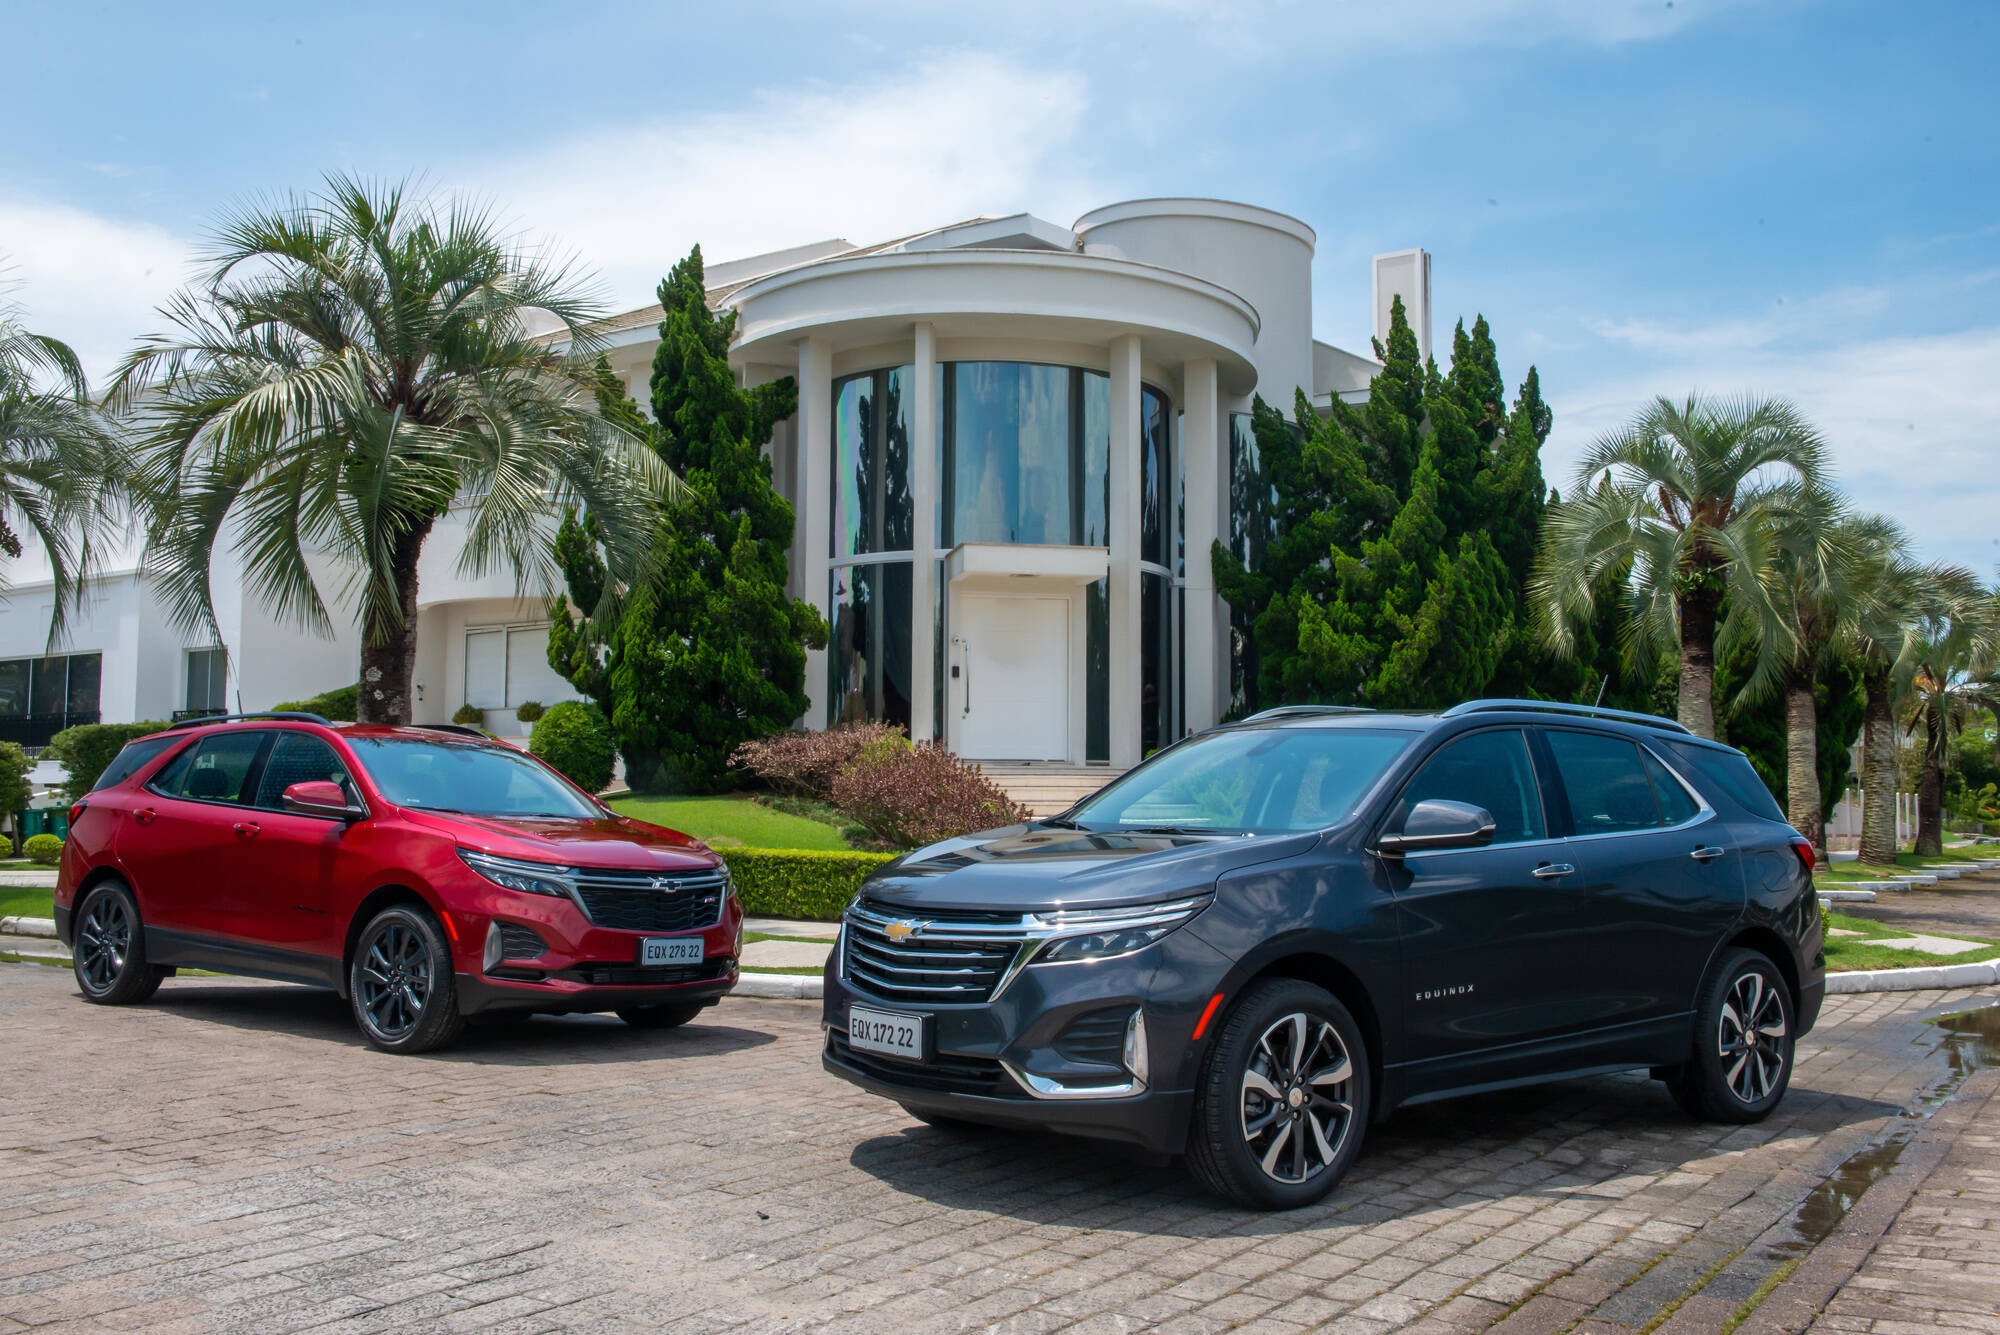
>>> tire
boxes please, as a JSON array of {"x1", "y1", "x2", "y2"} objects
[
  {"x1": 348, "y1": 905, "x2": 465, "y2": 1055},
  {"x1": 616, "y1": 1002, "x2": 705, "y2": 1030},
  {"x1": 1186, "y1": 978, "x2": 1371, "y2": 1210},
  {"x1": 71, "y1": 881, "x2": 166, "y2": 1005},
  {"x1": 1671, "y1": 948, "x2": 1795, "y2": 1123}
]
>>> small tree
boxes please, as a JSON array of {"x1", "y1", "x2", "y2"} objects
[
  {"x1": 549, "y1": 247, "x2": 826, "y2": 792},
  {"x1": 46, "y1": 721, "x2": 168, "y2": 803},
  {"x1": 0, "y1": 740, "x2": 32, "y2": 851}
]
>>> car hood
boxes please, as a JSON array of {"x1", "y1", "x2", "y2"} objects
[
  {"x1": 408, "y1": 809, "x2": 719, "y2": 872},
  {"x1": 858, "y1": 823, "x2": 1318, "y2": 913}
]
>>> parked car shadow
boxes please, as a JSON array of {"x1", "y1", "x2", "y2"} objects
[
  {"x1": 844, "y1": 1070, "x2": 1909, "y2": 1238},
  {"x1": 137, "y1": 980, "x2": 776, "y2": 1064}
]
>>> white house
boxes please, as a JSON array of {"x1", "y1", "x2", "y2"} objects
[{"x1": 0, "y1": 197, "x2": 1429, "y2": 773}]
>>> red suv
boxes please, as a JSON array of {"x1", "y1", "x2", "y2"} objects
[{"x1": 52, "y1": 712, "x2": 742, "y2": 1053}]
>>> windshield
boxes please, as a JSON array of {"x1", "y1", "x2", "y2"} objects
[
  {"x1": 346, "y1": 737, "x2": 600, "y2": 818},
  {"x1": 1069, "y1": 726, "x2": 1417, "y2": 834}
]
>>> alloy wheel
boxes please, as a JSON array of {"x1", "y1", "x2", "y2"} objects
[
  {"x1": 1718, "y1": 970, "x2": 1789, "y2": 1104},
  {"x1": 1239, "y1": 1011, "x2": 1357, "y2": 1185},
  {"x1": 357, "y1": 921, "x2": 433, "y2": 1042},
  {"x1": 76, "y1": 893, "x2": 131, "y2": 994}
]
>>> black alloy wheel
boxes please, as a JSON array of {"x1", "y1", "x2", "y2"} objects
[
  {"x1": 1187, "y1": 978, "x2": 1371, "y2": 1210},
  {"x1": 72, "y1": 881, "x2": 165, "y2": 1005},
  {"x1": 348, "y1": 905, "x2": 465, "y2": 1054},
  {"x1": 1671, "y1": 947, "x2": 1794, "y2": 1122}
]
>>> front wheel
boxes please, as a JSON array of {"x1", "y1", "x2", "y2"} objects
[
  {"x1": 1186, "y1": 979, "x2": 1371, "y2": 1210},
  {"x1": 348, "y1": 905, "x2": 465, "y2": 1055},
  {"x1": 1671, "y1": 948, "x2": 1794, "y2": 1123},
  {"x1": 72, "y1": 881, "x2": 166, "y2": 1005}
]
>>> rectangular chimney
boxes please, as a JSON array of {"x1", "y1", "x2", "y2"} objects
[{"x1": 1371, "y1": 249, "x2": 1432, "y2": 365}]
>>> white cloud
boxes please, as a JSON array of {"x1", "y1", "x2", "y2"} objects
[
  {"x1": 479, "y1": 51, "x2": 1104, "y2": 312},
  {"x1": 0, "y1": 198, "x2": 190, "y2": 385}
]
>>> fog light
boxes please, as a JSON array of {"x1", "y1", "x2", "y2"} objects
[
  {"x1": 482, "y1": 921, "x2": 502, "y2": 972},
  {"x1": 1123, "y1": 1009, "x2": 1150, "y2": 1085}
]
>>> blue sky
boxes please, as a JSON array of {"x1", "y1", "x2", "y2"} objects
[{"x1": 6, "y1": 0, "x2": 1996, "y2": 570}]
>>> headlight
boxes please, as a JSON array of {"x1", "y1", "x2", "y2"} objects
[
  {"x1": 457, "y1": 848, "x2": 576, "y2": 898},
  {"x1": 1031, "y1": 895, "x2": 1211, "y2": 965}
]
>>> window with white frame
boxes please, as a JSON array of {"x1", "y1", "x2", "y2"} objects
[
  {"x1": 185, "y1": 647, "x2": 228, "y2": 714},
  {"x1": 463, "y1": 624, "x2": 573, "y2": 711}
]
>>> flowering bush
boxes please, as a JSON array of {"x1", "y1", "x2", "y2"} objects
[
  {"x1": 829, "y1": 743, "x2": 1027, "y2": 849},
  {"x1": 732, "y1": 723, "x2": 907, "y2": 800}
]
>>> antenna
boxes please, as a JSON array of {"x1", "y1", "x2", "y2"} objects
[{"x1": 1594, "y1": 677, "x2": 1608, "y2": 708}]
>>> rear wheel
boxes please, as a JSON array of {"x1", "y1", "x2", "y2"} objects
[
  {"x1": 616, "y1": 1002, "x2": 705, "y2": 1030},
  {"x1": 72, "y1": 881, "x2": 166, "y2": 1005},
  {"x1": 1671, "y1": 948, "x2": 1794, "y2": 1123},
  {"x1": 1186, "y1": 979, "x2": 1370, "y2": 1210},
  {"x1": 348, "y1": 905, "x2": 465, "y2": 1055}
]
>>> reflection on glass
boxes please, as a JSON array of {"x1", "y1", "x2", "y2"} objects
[
  {"x1": 65, "y1": 653, "x2": 101, "y2": 715},
  {"x1": 947, "y1": 363, "x2": 1072, "y2": 546},
  {"x1": 833, "y1": 368, "x2": 914, "y2": 557},
  {"x1": 1142, "y1": 572, "x2": 1172, "y2": 756},
  {"x1": 1141, "y1": 387, "x2": 1170, "y2": 566},
  {"x1": 1086, "y1": 578, "x2": 1108, "y2": 763},
  {"x1": 30, "y1": 658, "x2": 65, "y2": 717},
  {"x1": 0, "y1": 660, "x2": 25, "y2": 718},
  {"x1": 829, "y1": 562, "x2": 913, "y2": 731}
]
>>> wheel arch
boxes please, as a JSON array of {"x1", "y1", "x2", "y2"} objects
[
  {"x1": 1719, "y1": 924, "x2": 1801, "y2": 1013},
  {"x1": 339, "y1": 883, "x2": 450, "y2": 999},
  {"x1": 1224, "y1": 948, "x2": 1387, "y2": 1113}
]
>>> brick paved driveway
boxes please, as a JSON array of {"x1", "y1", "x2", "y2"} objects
[{"x1": 0, "y1": 965, "x2": 1992, "y2": 1334}]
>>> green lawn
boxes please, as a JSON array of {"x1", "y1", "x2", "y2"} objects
[
  {"x1": 608, "y1": 793, "x2": 852, "y2": 851},
  {"x1": 1824, "y1": 910, "x2": 2000, "y2": 972},
  {"x1": 0, "y1": 888, "x2": 53, "y2": 921}
]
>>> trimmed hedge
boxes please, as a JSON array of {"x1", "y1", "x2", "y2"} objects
[
  {"x1": 530, "y1": 700, "x2": 615, "y2": 793},
  {"x1": 717, "y1": 847, "x2": 894, "y2": 921},
  {"x1": 272, "y1": 683, "x2": 359, "y2": 720},
  {"x1": 24, "y1": 833, "x2": 63, "y2": 866}
]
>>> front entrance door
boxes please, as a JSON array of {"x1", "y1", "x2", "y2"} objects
[{"x1": 954, "y1": 593, "x2": 1068, "y2": 760}]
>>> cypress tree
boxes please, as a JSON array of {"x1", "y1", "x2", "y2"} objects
[{"x1": 548, "y1": 247, "x2": 827, "y2": 791}]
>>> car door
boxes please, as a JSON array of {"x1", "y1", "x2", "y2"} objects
[
  {"x1": 1384, "y1": 727, "x2": 1599, "y2": 1069},
  {"x1": 1537, "y1": 727, "x2": 1746, "y2": 1036},
  {"x1": 239, "y1": 730, "x2": 366, "y2": 957},
  {"x1": 125, "y1": 729, "x2": 274, "y2": 939}
]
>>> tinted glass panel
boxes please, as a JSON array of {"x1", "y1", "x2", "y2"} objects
[
  {"x1": 833, "y1": 367, "x2": 914, "y2": 557},
  {"x1": 0, "y1": 660, "x2": 25, "y2": 718},
  {"x1": 346, "y1": 738, "x2": 599, "y2": 817},
  {"x1": 159, "y1": 731, "x2": 270, "y2": 806},
  {"x1": 1140, "y1": 386, "x2": 1170, "y2": 565},
  {"x1": 828, "y1": 562, "x2": 913, "y2": 731},
  {"x1": 1546, "y1": 730, "x2": 1663, "y2": 833},
  {"x1": 1660, "y1": 740, "x2": 1785, "y2": 822},
  {"x1": 1072, "y1": 727, "x2": 1415, "y2": 834},
  {"x1": 1641, "y1": 748, "x2": 1702, "y2": 825},
  {"x1": 942, "y1": 363, "x2": 1109, "y2": 548},
  {"x1": 1396, "y1": 729, "x2": 1546, "y2": 845},
  {"x1": 94, "y1": 737, "x2": 180, "y2": 793},
  {"x1": 29, "y1": 658, "x2": 65, "y2": 716},
  {"x1": 185, "y1": 648, "x2": 227, "y2": 712},
  {"x1": 64, "y1": 654, "x2": 100, "y2": 714},
  {"x1": 253, "y1": 733, "x2": 356, "y2": 810}
]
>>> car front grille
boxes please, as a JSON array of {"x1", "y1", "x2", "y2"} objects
[
  {"x1": 826, "y1": 1030, "x2": 1020, "y2": 1098},
  {"x1": 840, "y1": 901, "x2": 1032, "y2": 1005},
  {"x1": 1053, "y1": 1008, "x2": 1133, "y2": 1067},
  {"x1": 496, "y1": 922, "x2": 548, "y2": 960},
  {"x1": 566, "y1": 960, "x2": 731, "y2": 987},
  {"x1": 572, "y1": 865, "x2": 727, "y2": 932}
]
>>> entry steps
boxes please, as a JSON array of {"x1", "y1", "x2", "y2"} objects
[{"x1": 976, "y1": 763, "x2": 1125, "y2": 818}]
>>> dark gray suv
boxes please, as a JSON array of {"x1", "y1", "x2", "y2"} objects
[{"x1": 822, "y1": 700, "x2": 1823, "y2": 1209}]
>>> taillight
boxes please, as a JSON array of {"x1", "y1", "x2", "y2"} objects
[
  {"x1": 67, "y1": 800, "x2": 86, "y2": 824},
  {"x1": 1789, "y1": 836, "x2": 1816, "y2": 875}
]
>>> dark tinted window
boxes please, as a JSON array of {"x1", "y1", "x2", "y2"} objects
[
  {"x1": 1396, "y1": 729, "x2": 1545, "y2": 845},
  {"x1": 1660, "y1": 740, "x2": 1786, "y2": 822},
  {"x1": 253, "y1": 733, "x2": 356, "y2": 810},
  {"x1": 93, "y1": 737, "x2": 180, "y2": 792},
  {"x1": 1546, "y1": 730, "x2": 1663, "y2": 833},
  {"x1": 1640, "y1": 748, "x2": 1702, "y2": 825},
  {"x1": 152, "y1": 730, "x2": 270, "y2": 806}
]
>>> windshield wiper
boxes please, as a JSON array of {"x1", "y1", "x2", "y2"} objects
[
  {"x1": 1039, "y1": 816, "x2": 1084, "y2": 830},
  {"x1": 1117, "y1": 824, "x2": 1235, "y2": 836}
]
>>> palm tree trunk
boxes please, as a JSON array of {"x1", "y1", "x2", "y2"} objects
[
  {"x1": 356, "y1": 517, "x2": 436, "y2": 725},
  {"x1": 1784, "y1": 667, "x2": 1821, "y2": 858},
  {"x1": 1915, "y1": 695, "x2": 1947, "y2": 857},
  {"x1": 1675, "y1": 585, "x2": 1722, "y2": 739},
  {"x1": 1858, "y1": 669, "x2": 1900, "y2": 865}
]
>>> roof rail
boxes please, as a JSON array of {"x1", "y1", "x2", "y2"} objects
[
  {"x1": 163, "y1": 710, "x2": 332, "y2": 731},
  {"x1": 1439, "y1": 698, "x2": 1692, "y2": 735},
  {"x1": 1240, "y1": 705, "x2": 1375, "y2": 724},
  {"x1": 411, "y1": 723, "x2": 494, "y2": 740}
]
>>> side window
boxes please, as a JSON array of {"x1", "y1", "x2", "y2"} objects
[
  {"x1": 152, "y1": 730, "x2": 270, "y2": 807},
  {"x1": 1639, "y1": 748, "x2": 1702, "y2": 825},
  {"x1": 1660, "y1": 740, "x2": 1786, "y2": 822},
  {"x1": 1545, "y1": 730, "x2": 1664, "y2": 834},
  {"x1": 1395, "y1": 729, "x2": 1546, "y2": 845},
  {"x1": 93, "y1": 736, "x2": 180, "y2": 792},
  {"x1": 253, "y1": 733, "x2": 357, "y2": 811}
]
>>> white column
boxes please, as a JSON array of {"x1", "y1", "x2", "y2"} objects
[
  {"x1": 1107, "y1": 334, "x2": 1143, "y2": 768},
  {"x1": 1182, "y1": 357, "x2": 1220, "y2": 733},
  {"x1": 908, "y1": 324, "x2": 938, "y2": 745},
  {"x1": 796, "y1": 336, "x2": 833, "y2": 730}
]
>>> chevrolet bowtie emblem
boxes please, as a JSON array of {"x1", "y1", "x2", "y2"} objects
[
  {"x1": 885, "y1": 920, "x2": 918, "y2": 943},
  {"x1": 651, "y1": 877, "x2": 677, "y2": 891}
]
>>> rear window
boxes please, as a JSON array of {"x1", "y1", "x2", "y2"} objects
[
  {"x1": 1660, "y1": 740, "x2": 1786, "y2": 823},
  {"x1": 92, "y1": 736, "x2": 181, "y2": 793}
]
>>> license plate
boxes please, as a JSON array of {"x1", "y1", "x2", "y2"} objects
[
  {"x1": 849, "y1": 1005, "x2": 927, "y2": 1062},
  {"x1": 639, "y1": 937, "x2": 705, "y2": 966}
]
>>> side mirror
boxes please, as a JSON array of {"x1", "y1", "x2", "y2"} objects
[
  {"x1": 1378, "y1": 799, "x2": 1496, "y2": 856},
  {"x1": 282, "y1": 779, "x2": 365, "y2": 821}
]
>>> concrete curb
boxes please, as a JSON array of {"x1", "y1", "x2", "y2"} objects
[
  {"x1": 1825, "y1": 959, "x2": 2000, "y2": 993},
  {"x1": 0, "y1": 915, "x2": 56, "y2": 938},
  {"x1": 733, "y1": 972, "x2": 823, "y2": 1000},
  {"x1": 1816, "y1": 889, "x2": 1877, "y2": 903}
]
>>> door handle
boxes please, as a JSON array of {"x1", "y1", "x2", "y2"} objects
[
  {"x1": 956, "y1": 636, "x2": 973, "y2": 717},
  {"x1": 1531, "y1": 863, "x2": 1576, "y2": 879},
  {"x1": 135, "y1": 808, "x2": 156, "y2": 826},
  {"x1": 1690, "y1": 846, "x2": 1726, "y2": 863},
  {"x1": 232, "y1": 821, "x2": 260, "y2": 839}
]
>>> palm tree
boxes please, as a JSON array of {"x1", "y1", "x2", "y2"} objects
[
  {"x1": 0, "y1": 302, "x2": 121, "y2": 643},
  {"x1": 110, "y1": 176, "x2": 678, "y2": 724},
  {"x1": 1846, "y1": 542, "x2": 1957, "y2": 864},
  {"x1": 1898, "y1": 581, "x2": 2000, "y2": 857},
  {"x1": 1533, "y1": 394, "x2": 1826, "y2": 738}
]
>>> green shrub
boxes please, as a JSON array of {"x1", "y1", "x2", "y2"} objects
[
  {"x1": 23, "y1": 833, "x2": 63, "y2": 866},
  {"x1": 452, "y1": 703, "x2": 484, "y2": 726},
  {"x1": 515, "y1": 700, "x2": 545, "y2": 724},
  {"x1": 272, "y1": 683, "x2": 359, "y2": 719},
  {"x1": 0, "y1": 740, "x2": 31, "y2": 821},
  {"x1": 717, "y1": 847, "x2": 895, "y2": 921},
  {"x1": 530, "y1": 701, "x2": 615, "y2": 793},
  {"x1": 46, "y1": 722, "x2": 170, "y2": 803}
]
